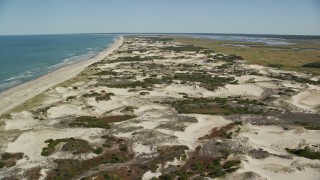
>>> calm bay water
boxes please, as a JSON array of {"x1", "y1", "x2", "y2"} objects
[{"x1": 0, "y1": 34, "x2": 118, "y2": 92}]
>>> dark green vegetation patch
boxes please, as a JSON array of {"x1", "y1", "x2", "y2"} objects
[
  {"x1": 286, "y1": 146, "x2": 320, "y2": 160},
  {"x1": 302, "y1": 61, "x2": 320, "y2": 68},
  {"x1": 211, "y1": 53, "x2": 244, "y2": 62},
  {"x1": 41, "y1": 138, "x2": 93, "y2": 156},
  {"x1": 173, "y1": 73, "x2": 237, "y2": 91},
  {"x1": 44, "y1": 136, "x2": 133, "y2": 179},
  {"x1": 164, "y1": 97, "x2": 265, "y2": 115},
  {"x1": 162, "y1": 45, "x2": 204, "y2": 52},
  {"x1": 82, "y1": 91, "x2": 115, "y2": 101},
  {"x1": 0, "y1": 152, "x2": 24, "y2": 169},
  {"x1": 108, "y1": 56, "x2": 164, "y2": 63},
  {"x1": 70, "y1": 115, "x2": 136, "y2": 129}
]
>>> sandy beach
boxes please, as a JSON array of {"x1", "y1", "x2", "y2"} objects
[{"x1": 0, "y1": 36, "x2": 124, "y2": 116}]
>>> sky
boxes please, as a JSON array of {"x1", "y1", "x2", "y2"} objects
[{"x1": 0, "y1": 0, "x2": 319, "y2": 35}]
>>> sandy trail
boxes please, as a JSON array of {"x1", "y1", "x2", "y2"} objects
[{"x1": 0, "y1": 36, "x2": 124, "y2": 116}]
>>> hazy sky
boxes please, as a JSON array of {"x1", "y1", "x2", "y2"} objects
[{"x1": 0, "y1": 0, "x2": 319, "y2": 35}]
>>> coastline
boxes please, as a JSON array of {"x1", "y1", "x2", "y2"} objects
[{"x1": 0, "y1": 36, "x2": 124, "y2": 116}]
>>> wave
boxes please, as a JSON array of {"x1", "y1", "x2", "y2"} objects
[
  {"x1": 4, "y1": 69, "x2": 40, "y2": 82},
  {"x1": 48, "y1": 50, "x2": 98, "y2": 71},
  {"x1": 0, "y1": 80, "x2": 22, "y2": 91}
]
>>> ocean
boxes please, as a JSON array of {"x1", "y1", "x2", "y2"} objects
[{"x1": 0, "y1": 34, "x2": 118, "y2": 92}]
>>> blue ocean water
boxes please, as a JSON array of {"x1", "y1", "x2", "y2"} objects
[{"x1": 0, "y1": 34, "x2": 118, "y2": 92}]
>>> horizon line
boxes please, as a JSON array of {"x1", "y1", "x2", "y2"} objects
[{"x1": 1, "y1": 32, "x2": 320, "y2": 37}]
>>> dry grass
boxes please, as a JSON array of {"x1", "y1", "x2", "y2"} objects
[
  {"x1": 2, "y1": 93, "x2": 48, "y2": 116},
  {"x1": 173, "y1": 37, "x2": 320, "y2": 74}
]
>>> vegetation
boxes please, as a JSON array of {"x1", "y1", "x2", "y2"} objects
[
  {"x1": 173, "y1": 73, "x2": 237, "y2": 91},
  {"x1": 286, "y1": 146, "x2": 320, "y2": 160},
  {"x1": 267, "y1": 63, "x2": 284, "y2": 69},
  {"x1": 70, "y1": 115, "x2": 135, "y2": 129},
  {"x1": 93, "y1": 147, "x2": 103, "y2": 155},
  {"x1": 162, "y1": 45, "x2": 204, "y2": 52},
  {"x1": 157, "y1": 155, "x2": 241, "y2": 179},
  {"x1": 294, "y1": 121, "x2": 320, "y2": 130},
  {"x1": 3, "y1": 93, "x2": 48, "y2": 115},
  {"x1": 145, "y1": 37, "x2": 174, "y2": 43},
  {"x1": 24, "y1": 167, "x2": 42, "y2": 180},
  {"x1": 268, "y1": 73, "x2": 320, "y2": 85},
  {"x1": 139, "y1": 91, "x2": 150, "y2": 95},
  {"x1": 174, "y1": 37, "x2": 320, "y2": 74},
  {"x1": 41, "y1": 138, "x2": 93, "y2": 156},
  {"x1": 82, "y1": 92, "x2": 115, "y2": 101},
  {"x1": 302, "y1": 61, "x2": 320, "y2": 68},
  {"x1": 45, "y1": 136, "x2": 133, "y2": 179},
  {"x1": 121, "y1": 106, "x2": 137, "y2": 113},
  {"x1": 164, "y1": 97, "x2": 265, "y2": 115},
  {"x1": 107, "y1": 56, "x2": 164, "y2": 63},
  {"x1": 105, "y1": 77, "x2": 171, "y2": 89},
  {"x1": 212, "y1": 54, "x2": 244, "y2": 62},
  {"x1": 94, "y1": 70, "x2": 118, "y2": 76},
  {"x1": 0, "y1": 152, "x2": 23, "y2": 169}
]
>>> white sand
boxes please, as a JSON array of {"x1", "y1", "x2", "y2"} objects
[
  {"x1": 239, "y1": 156, "x2": 320, "y2": 180},
  {"x1": 158, "y1": 115, "x2": 230, "y2": 149},
  {"x1": 243, "y1": 64, "x2": 266, "y2": 70},
  {"x1": 235, "y1": 75, "x2": 274, "y2": 84},
  {"x1": 239, "y1": 124, "x2": 320, "y2": 154},
  {"x1": 6, "y1": 128, "x2": 104, "y2": 162},
  {"x1": 142, "y1": 170, "x2": 162, "y2": 180},
  {"x1": 47, "y1": 104, "x2": 87, "y2": 118},
  {"x1": 5, "y1": 111, "x2": 39, "y2": 130},
  {"x1": 86, "y1": 96, "x2": 124, "y2": 114},
  {"x1": 133, "y1": 143, "x2": 153, "y2": 155},
  {"x1": 290, "y1": 90, "x2": 320, "y2": 112},
  {"x1": 282, "y1": 82, "x2": 306, "y2": 89},
  {"x1": 225, "y1": 84, "x2": 265, "y2": 97},
  {"x1": 164, "y1": 84, "x2": 217, "y2": 97},
  {"x1": 0, "y1": 36, "x2": 124, "y2": 116},
  {"x1": 209, "y1": 84, "x2": 265, "y2": 98},
  {"x1": 238, "y1": 125, "x2": 320, "y2": 179}
]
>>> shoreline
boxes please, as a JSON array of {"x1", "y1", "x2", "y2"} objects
[{"x1": 0, "y1": 36, "x2": 124, "y2": 116}]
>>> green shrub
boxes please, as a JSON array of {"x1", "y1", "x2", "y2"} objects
[
  {"x1": 286, "y1": 147, "x2": 320, "y2": 160},
  {"x1": 267, "y1": 64, "x2": 283, "y2": 69},
  {"x1": 93, "y1": 147, "x2": 103, "y2": 155},
  {"x1": 222, "y1": 160, "x2": 241, "y2": 169},
  {"x1": 162, "y1": 45, "x2": 204, "y2": 52},
  {"x1": 119, "y1": 144, "x2": 128, "y2": 152},
  {"x1": 41, "y1": 138, "x2": 93, "y2": 156},
  {"x1": 302, "y1": 61, "x2": 320, "y2": 68}
]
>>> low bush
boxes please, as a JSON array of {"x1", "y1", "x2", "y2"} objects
[
  {"x1": 267, "y1": 64, "x2": 283, "y2": 69},
  {"x1": 302, "y1": 61, "x2": 320, "y2": 68},
  {"x1": 286, "y1": 146, "x2": 320, "y2": 160},
  {"x1": 41, "y1": 138, "x2": 93, "y2": 156},
  {"x1": 70, "y1": 115, "x2": 135, "y2": 129},
  {"x1": 162, "y1": 45, "x2": 204, "y2": 52}
]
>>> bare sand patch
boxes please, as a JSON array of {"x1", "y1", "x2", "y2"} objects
[
  {"x1": 5, "y1": 111, "x2": 39, "y2": 130},
  {"x1": 290, "y1": 90, "x2": 320, "y2": 112},
  {"x1": 239, "y1": 156, "x2": 320, "y2": 180},
  {"x1": 158, "y1": 115, "x2": 230, "y2": 149},
  {"x1": 239, "y1": 124, "x2": 320, "y2": 154},
  {"x1": 47, "y1": 104, "x2": 87, "y2": 118},
  {"x1": 235, "y1": 75, "x2": 274, "y2": 84},
  {"x1": 6, "y1": 128, "x2": 104, "y2": 162}
]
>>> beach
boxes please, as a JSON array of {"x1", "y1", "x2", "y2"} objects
[{"x1": 0, "y1": 36, "x2": 124, "y2": 116}]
